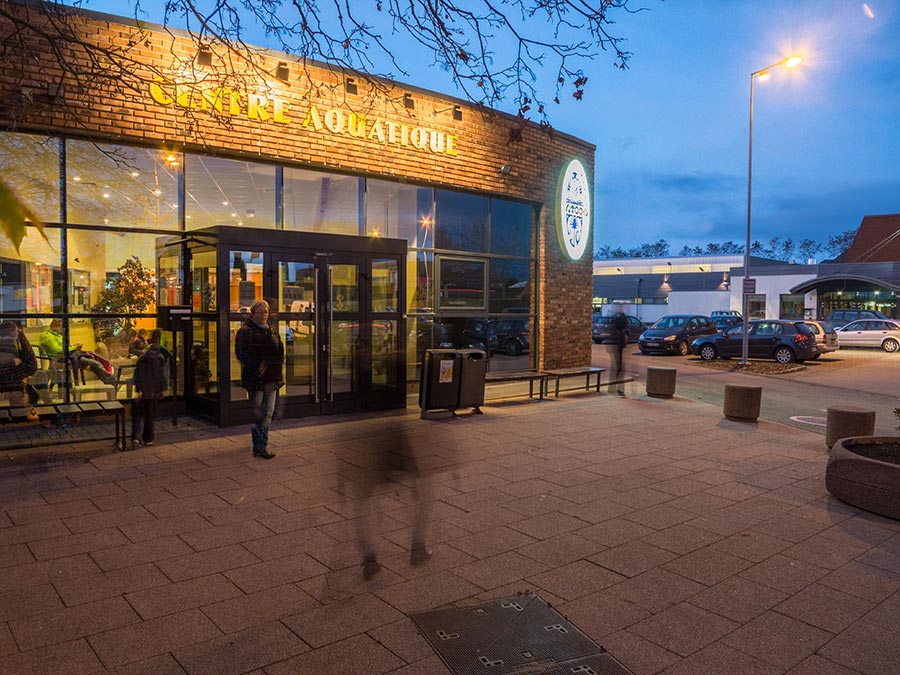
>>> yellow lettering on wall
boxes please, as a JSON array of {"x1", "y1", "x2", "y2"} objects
[
  {"x1": 429, "y1": 131, "x2": 445, "y2": 154},
  {"x1": 175, "y1": 84, "x2": 194, "y2": 108},
  {"x1": 324, "y1": 109, "x2": 344, "y2": 133},
  {"x1": 248, "y1": 94, "x2": 269, "y2": 120},
  {"x1": 410, "y1": 128, "x2": 428, "y2": 150},
  {"x1": 400, "y1": 125, "x2": 410, "y2": 146},
  {"x1": 273, "y1": 99, "x2": 291, "y2": 124},
  {"x1": 303, "y1": 105, "x2": 323, "y2": 130},
  {"x1": 226, "y1": 90, "x2": 240, "y2": 115},
  {"x1": 347, "y1": 113, "x2": 367, "y2": 138},
  {"x1": 386, "y1": 121, "x2": 399, "y2": 144},
  {"x1": 368, "y1": 120, "x2": 386, "y2": 143},
  {"x1": 445, "y1": 134, "x2": 458, "y2": 156},
  {"x1": 200, "y1": 88, "x2": 223, "y2": 114},
  {"x1": 149, "y1": 77, "x2": 173, "y2": 105}
]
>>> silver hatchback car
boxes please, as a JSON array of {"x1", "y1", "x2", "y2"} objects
[{"x1": 835, "y1": 319, "x2": 900, "y2": 352}]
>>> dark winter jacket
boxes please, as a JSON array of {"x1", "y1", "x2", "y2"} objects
[
  {"x1": 134, "y1": 345, "x2": 167, "y2": 400},
  {"x1": 0, "y1": 332, "x2": 38, "y2": 394},
  {"x1": 235, "y1": 319, "x2": 284, "y2": 391}
]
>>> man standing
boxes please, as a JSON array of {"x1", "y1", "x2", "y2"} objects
[
  {"x1": 609, "y1": 309, "x2": 629, "y2": 397},
  {"x1": 132, "y1": 329, "x2": 167, "y2": 447},
  {"x1": 235, "y1": 300, "x2": 284, "y2": 459}
]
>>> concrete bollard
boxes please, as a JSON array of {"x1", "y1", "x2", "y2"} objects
[
  {"x1": 826, "y1": 406, "x2": 876, "y2": 450},
  {"x1": 646, "y1": 367, "x2": 677, "y2": 398},
  {"x1": 723, "y1": 384, "x2": 762, "y2": 422}
]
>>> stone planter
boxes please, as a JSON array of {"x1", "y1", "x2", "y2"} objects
[{"x1": 826, "y1": 437, "x2": 900, "y2": 520}]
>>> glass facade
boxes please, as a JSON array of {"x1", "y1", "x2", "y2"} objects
[{"x1": 0, "y1": 130, "x2": 538, "y2": 406}]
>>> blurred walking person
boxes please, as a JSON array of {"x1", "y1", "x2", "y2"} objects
[
  {"x1": 132, "y1": 329, "x2": 167, "y2": 447},
  {"x1": 609, "y1": 308, "x2": 628, "y2": 396}
]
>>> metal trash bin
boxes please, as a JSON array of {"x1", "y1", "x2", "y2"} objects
[
  {"x1": 419, "y1": 349, "x2": 461, "y2": 412},
  {"x1": 457, "y1": 349, "x2": 487, "y2": 412}
]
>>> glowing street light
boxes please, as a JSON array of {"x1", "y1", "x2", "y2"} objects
[{"x1": 741, "y1": 55, "x2": 802, "y2": 366}]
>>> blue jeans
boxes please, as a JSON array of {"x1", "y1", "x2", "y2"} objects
[{"x1": 249, "y1": 383, "x2": 278, "y2": 452}]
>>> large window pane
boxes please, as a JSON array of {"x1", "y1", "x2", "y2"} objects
[
  {"x1": 0, "y1": 133, "x2": 59, "y2": 223},
  {"x1": 407, "y1": 251, "x2": 433, "y2": 312},
  {"x1": 372, "y1": 258, "x2": 399, "y2": 313},
  {"x1": 191, "y1": 250, "x2": 217, "y2": 312},
  {"x1": 435, "y1": 190, "x2": 488, "y2": 252},
  {"x1": 491, "y1": 198, "x2": 534, "y2": 257},
  {"x1": 366, "y1": 180, "x2": 433, "y2": 247},
  {"x1": 780, "y1": 294, "x2": 804, "y2": 320},
  {"x1": 489, "y1": 259, "x2": 532, "y2": 313},
  {"x1": 186, "y1": 155, "x2": 276, "y2": 230},
  {"x1": 0, "y1": 226, "x2": 61, "y2": 315},
  {"x1": 67, "y1": 141, "x2": 179, "y2": 229},
  {"x1": 284, "y1": 168, "x2": 361, "y2": 234},
  {"x1": 438, "y1": 257, "x2": 486, "y2": 310},
  {"x1": 228, "y1": 250, "x2": 264, "y2": 311}
]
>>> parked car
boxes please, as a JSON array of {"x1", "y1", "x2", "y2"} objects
[
  {"x1": 691, "y1": 319, "x2": 818, "y2": 363},
  {"x1": 638, "y1": 314, "x2": 717, "y2": 356},
  {"x1": 710, "y1": 310, "x2": 743, "y2": 325},
  {"x1": 491, "y1": 318, "x2": 530, "y2": 356},
  {"x1": 803, "y1": 320, "x2": 839, "y2": 358},
  {"x1": 592, "y1": 314, "x2": 646, "y2": 344},
  {"x1": 825, "y1": 309, "x2": 890, "y2": 328},
  {"x1": 834, "y1": 319, "x2": 900, "y2": 352},
  {"x1": 712, "y1": 315, "x2": 743, "y2": 331}
]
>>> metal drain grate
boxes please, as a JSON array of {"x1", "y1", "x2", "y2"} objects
[{"x1": 410, "y1": 593, "x2": 634, "y2": 675}]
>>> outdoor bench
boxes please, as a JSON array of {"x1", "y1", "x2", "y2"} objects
[
  {"x1": 485, "y1": 370, "x2": 548, "y2": 400},
  {"x1": 541, "y1": 366, "x2": 606, "y2": 398},
  {"x1": 0, "y1": 401, "x2": 126, "y2": 450}
]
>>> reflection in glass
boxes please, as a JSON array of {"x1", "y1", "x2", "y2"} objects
[
  {"x1": 330, "y1": 319, "x2": 358, "y2": 396},
  {"x1": 191, "y1": 250, "x2": 217, "y2": 312},
  {"x1": 330, "y1": 264, "x2": 359, "y2": 313},
  {"x1": 0, "y1": 226, "x2": 61, "y2": 315},
  {"x1": 435, "y1": 190, "x2": 488, "y2": 252},
  {"x1": 407, "y1": 251, "x2": 433, "y2": 312},
  {"x1": 186, "y1": 156, "x2": 276, "y2": 230},
  {"x1": 371, "y1": 319, "x2": 398, "y2": 390},
  {"x1": 0, "y1": 133, "x2": 59, "y2": 223},
  {"x1": 229, "y1": 250, "x2": 263, "y2": 311},
  {"x1": 372, "y1": 259, "x2": 398, "y2": 313},
  {"x1": 438, "y1": 257, "x2": 485, "y2": 310},
  {"x1": 366, "y1": 180, "x2": 433, "y2": 247},
  {"x1": 490, "y1": 199, "x2": 534, "y2": 257},
  {"x1": 66, "y1": 140, "x2": 179, "y2": 229},
  {"x1": 283, "y1": 319, "x2": 314, "y2": 397},
  {"x1": 489, "y1": 258, "x2": 532, "y2": 313},
  {"x1": 158, "y1": 252, "x2": 183, "y2": 307},
  {"x1": 284, "y1": 168, "x2": 361, "y2": 235},
  {"x1": 279, "y1": 261, "x2": 315, "y2": 313}
]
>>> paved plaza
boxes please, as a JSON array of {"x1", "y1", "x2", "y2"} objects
[{"x1": 1, "y1": 385, "x2": 899, "y2": 674}]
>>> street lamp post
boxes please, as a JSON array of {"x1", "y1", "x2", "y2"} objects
[{"x1": 741, "y1": 56, "x2": 802, "y2": 365}]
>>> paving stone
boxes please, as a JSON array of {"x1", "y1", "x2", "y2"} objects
[
  {"x1": 600, "y1": 629, "x2": 681, "y2": 675},
  {"x1": 283, "y1": 592, "x2": 403, "y2": 647},
  {"x1": 241, "y1": 527, "x2": 339, "y2": 561},
  {"x1": 9, "y1": 595, "x2": 140, "y2": 650},
  {"x1": 451, "y1": 550, "x2": 547, "y2": 590},
  {"x1": 27, "y1": 527, "x2": 130, "y2": 561},
  {"x1": 721, "y1": 610, "x2": 832, "y2": 670},
  {"x1": 172, "y1": 621, "x2": 308, "y2": 675},
  {"x1": 659, "y1": 642, "x2": 782, "y2": 675},
  {"x1": 201, "y1": 583, "x2": 319, "y2": 634},
  {"x1": 783, "y1": 533, "x2": 870, "y2": 570},
  {"x1": 145, "y1": 494, "x2": 231, "y2": 519},
  {"x1": 367, "y1": 617, "x2": 436, "y2": 665},
  {"x1": 560, "y1": 498, "x2": 635, "y2": 524},
  {"x1": 254, "y1": 505, "x2": 346, "y2": 534},
  {"x1": 819, "y1": 619, "x2": 900, "y2": 675},
  {"x1": 662, "y1": 546, "x2": 753, "y2": 586},
  {"x1": 557, "y1": 590, "x2": 650, "y2": 640},
  {"x1": 96, "y1": 653, "x2": 187, "y2": 674},
  {"x1": 0, "y1": 519, "x2": 70, "y2": 546},
  {"x1": 90, "y1": 536, "x2": 195, "y2": 572},
  {"x1": 53, "y1": 562, "x2": 170, "y2": 607},
  {"x1": 0, "y1": 624, "x2": 16, "y2": 658},
  {"x1": 606, "y1": 567, "x2": 706, "y2": 614},
  {"x1": 577, "y1": 518, "x2": 656, "y2": 547},
  {"x1": 784, "y1": 654, "x2": 862, "y2": 675},
  {"x1": 515, "y1": 532, "x2": 605, "y2": 567},
  {"x1": 740, "y1": 554, "x2": 831, "y2": 594},
  {"x1": 709, "y1": 529, "x2": 793, "y2": 563},
  {"x1": 0, "y1": 582, "x2": 64, "y2": 622},
  {"x1": 265, "y1": 633, "x2": 404, "y2": 675},
  {"x1": 0, "y1": 553, "x2": 101, "y2": 594},
  {"x1": 864, "y1": 588, "x2": 900, "y2": 632},
  {"x1": 819, "y1": 560, "x2": 900, "y2": 603},
  {"x1": 775, "y1": 583, "x2": 875, "y2": 634},
  {"x1": 221, "y1": 552, "x2": 331, "y2": 594},
  {"x1": 525, "y1": 559, "x2": 625, "y2": 601},
  {"x1": 179, "y1": 520, "x2": 274, "y2": 552},
  {"x1": 40, "y1": 482, "x2": 124, "y2": 504},
  {"x1": 0, "y1": 638, "x2": 103, "y2": 675},
  {"x1": 373, "y1": 572, "x2": 482, "y2": 614},
  {"x1": 640, "y1": 523, "x2": 723, "y2": 555},
  {"x1": 447, "y1": 525, "x2": 537, "y2": 559},
  {"x1": 384, "y1": 654, "x2": 450, "y2": 675},
  {"x1": 62, "y1": 506, "x2": 155, "y2": 534},
  {"x1": 90, "y1": 488, "x2": 175, "y2": 512},
  {"x1": 502, "y1": 492, "x2": 573, "y2": 517},
  {"x1": 687, "y1": 576, "x2": 788, "y2": 624},
  {"x1": 7, "y1": 499, "x2": 98, "y2": 526},
  {"x1": 88, "y1": 609, "x2": 222, "y2": 668},
  {"x1": 126, "y1": 574, "x2": 243, "y2": 620},
  {"x1": 118, "y1": 513, "x2": 213, "y2": 543},
  {"x1": 156, "y1": 544, "x2": 261, "y2": 582},
  {"x1": 631, "y1": 602, "x2": 739, "y2": 657},
  {"x1": 687, "y1": 510, "x2": 760, "y2": 537},
  {"x1": 589, "y1": 540, "x2": 679, "y2": 578},
  {"x1": 0, "y1": 542, "x2": 34, "y2": 568},
  {"x1": 166, "y1": 477, "x2": 245, "y2": 499}
]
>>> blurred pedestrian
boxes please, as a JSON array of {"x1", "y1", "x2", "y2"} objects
[
  {"x1": 132, "y1": 329, "x2": 167, "y2": 447},
  {"x1": 339, "y1": 419, "x2": 432, "y2": 580},
  {"x1": 235, "y1": 300, "x2": 284, "y2": 459},
  {"x1": 609, "y1": 309, "x2": 628, "y2": 396},
  {"x1": 0, "y1": 321, "x2": 37, "y2": 407}
]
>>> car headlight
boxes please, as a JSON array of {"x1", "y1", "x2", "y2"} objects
[{"x1": 663, "y1": 335, "x2": 677, "y2": 341}]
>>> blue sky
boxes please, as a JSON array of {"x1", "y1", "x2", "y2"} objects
[{"x1": 75, "y1": 0, "x2": 900, "y2": 255}]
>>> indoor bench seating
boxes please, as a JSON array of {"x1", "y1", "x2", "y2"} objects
[
  {"x1": 485, "y1": 370, "x2": 548, "y2": 400},
  {"x1": 0, "y1": 401, "x2": 126, "y2": 451},
  {"x1": 541, "y1": 366, "x2": 606, "y2": 398}
]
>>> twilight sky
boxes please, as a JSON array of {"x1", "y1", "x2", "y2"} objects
[{"x1": 77, "y1": 0, "x2": 900, "y2": 256}]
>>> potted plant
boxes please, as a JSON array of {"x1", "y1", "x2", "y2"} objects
[
  {"x1": 825, "y1": 408, "x2": 900, "y2": 520},
  {"x1": 91, "y1": 256, "x2": 156, "y2": 356}
]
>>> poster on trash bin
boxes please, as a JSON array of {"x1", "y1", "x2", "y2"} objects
[{"x1": 439, "y1": 359, "x2": 454, "y2": 383}]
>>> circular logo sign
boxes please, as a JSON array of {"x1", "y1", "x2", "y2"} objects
[{"x1": 557, "y1": 159, "x2": 591, "y2": 261}]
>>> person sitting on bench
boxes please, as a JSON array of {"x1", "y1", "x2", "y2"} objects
[{"x1": 40, "y1": 319, "x2": 115, "y2": 385}]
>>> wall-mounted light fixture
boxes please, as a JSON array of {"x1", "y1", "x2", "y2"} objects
[
  {"x1": 403, "y1": 93, "x2": 415, "y2": 109},
  {"x1": 499, "y1": 164, "x2": 512, "y2": 175},
  {"x1": 196, "y1": 45, "x2": 213, "y2": 67},
  {"x1": 345, "y1": 77, "x2": 357, "y2": 95},
  {"x1": 275, "y1": 61, "x2": 290, "y2": 83},
  {"x1": 433, "y1": 104, "x2": 463, "y2": 121}
]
